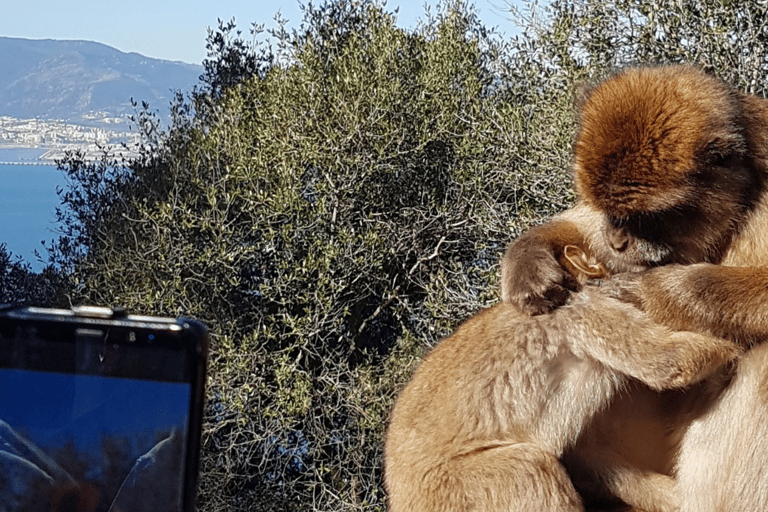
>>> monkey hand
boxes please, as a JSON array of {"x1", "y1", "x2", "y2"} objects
[
  {"x1": 500, "y1": 233, "x2": 579, "y2": 315},
  {"x1": 596, "y1": 272, "x2": 645, "y2": 309}
]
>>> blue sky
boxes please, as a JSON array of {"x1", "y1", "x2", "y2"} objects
[{"x1": 2, "y1": 0, "x2": 523, "y2": 65}]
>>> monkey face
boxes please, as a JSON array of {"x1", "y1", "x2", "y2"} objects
[
  {"x1": 586, "y1": 159, "x2": 752, "y2": 269},
  {"x1": 573, "y1": 66, "x2": 755, "y2": 269},
  {"x1": 600, "y1": 206, "x2": 722, "y2": 267}
]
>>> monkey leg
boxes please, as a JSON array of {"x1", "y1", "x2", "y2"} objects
[
  {"x1": 564, "y1": 441, "x2": 678, "y2": 512},
  {"x1": 393, "y1": 443, "x2": 585, "y2": 512},
  {"x1": 446, "y1": 443, "x2": 585, "y2": 512}
]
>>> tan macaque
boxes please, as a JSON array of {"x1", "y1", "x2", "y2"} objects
[
  {"x1": 384, "y1": 243, "x2": 737, "y2": 512},
  {"x1": 502, "y1": 65, "x2": 768, "y2": 511}
]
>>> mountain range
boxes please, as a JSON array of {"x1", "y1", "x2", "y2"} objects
[{"x1": 0, "y1": 36, "x2": 203, "y2": 125}]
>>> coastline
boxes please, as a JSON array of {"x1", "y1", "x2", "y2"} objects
[
  {"x1": 0, "y1": 146, "x2": 47, "y2": 162},
  {"x1": 0, "y1": 144, "x2": 139, "y2": 165},
  {"x1": 0, "y1": 161, "x2": 56, "y2": 166}
]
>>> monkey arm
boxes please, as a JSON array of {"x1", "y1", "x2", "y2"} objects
[
  {"x1": 612, "y1": 264, "x2": 768, "y2": 347},
  {"x1": 568, "y1": 287, "x2": 740, "y2": 391},
  {"x1": 500, "y1": 217, "x2": 585, "y2": 315}
]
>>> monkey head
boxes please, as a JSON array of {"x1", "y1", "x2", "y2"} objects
[{"x1": 573, "y1": 65, "x2": 758, "y2": 269}]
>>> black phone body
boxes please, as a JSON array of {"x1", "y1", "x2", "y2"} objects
[{"x1": 0, "y1": 306, "x2": 208, "y2": 512}]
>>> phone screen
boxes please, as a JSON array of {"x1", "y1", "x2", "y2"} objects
[{"x1": 0, "y1": 308, "x2": 207, "y2": 512}]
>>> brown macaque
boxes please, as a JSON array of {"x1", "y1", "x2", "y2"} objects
[
  {"x1": 501, "y1": 64, "x2": 768, "y2": 511},
  {"x1": 383, "y1": 243, "x2": 737, "y2": 512}
]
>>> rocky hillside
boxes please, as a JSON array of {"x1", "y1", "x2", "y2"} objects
[{"x1": 0, "y1": 37, "x2": 203, "y2": 125}]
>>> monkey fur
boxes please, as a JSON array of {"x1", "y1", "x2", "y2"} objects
[
  {"x1": 502, "y1": 65, "x2": 768, "y2": 511},
  {"x1": 384, "y1": 242, "x2": 737, "y2": 512}
]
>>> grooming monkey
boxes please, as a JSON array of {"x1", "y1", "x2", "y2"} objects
[
  {"x1": 502, "y1": 64, "x2": 768, "y2": 511},
  {"x1": 384, "y1": 241, "x2": 737, "y2": 512}
]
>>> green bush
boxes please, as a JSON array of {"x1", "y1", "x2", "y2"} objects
[{"x1": 43, "y1": 0, "x2": 768, "y2": 510}]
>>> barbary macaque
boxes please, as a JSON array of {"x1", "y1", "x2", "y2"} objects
[
  {"x1": 502, "y1": 64, "x2": 768, "y2": 511},
  {"x1": 384, "y1": 241, "x2": 737, "y2": 512}
]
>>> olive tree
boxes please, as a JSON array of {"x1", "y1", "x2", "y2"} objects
[{"x1": 48, "y1": 0, "x2": 768, "y2": 510}]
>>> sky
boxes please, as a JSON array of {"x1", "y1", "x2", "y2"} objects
[{"x1": 2, "y1": 0, "x2": 524, "y2": 65}]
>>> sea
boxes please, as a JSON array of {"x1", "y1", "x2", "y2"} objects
[{"x1": 0, "y1": 149, "x2": 69, "y2": 271}]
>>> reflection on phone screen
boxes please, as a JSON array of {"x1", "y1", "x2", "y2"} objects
[{"x1": 0, "y1": 322, "x2": 196, "y2": 512}]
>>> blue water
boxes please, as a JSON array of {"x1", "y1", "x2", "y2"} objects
[{"x1": 0, "y1": 163, "x2": 69, "y2": 270}]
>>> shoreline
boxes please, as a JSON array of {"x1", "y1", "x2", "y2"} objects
[
  {"x1": 0, "y1": 160, "x2": 57, "y2": 166},
  {"x1": 0, "y1": 145, "x2": 139, "y2": 165}
]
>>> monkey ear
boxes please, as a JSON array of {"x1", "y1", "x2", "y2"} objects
[{"x1": 563, "y1": 245, "x2": 605, "y2": 278}]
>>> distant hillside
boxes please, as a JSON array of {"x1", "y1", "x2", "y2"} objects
[{"x1": 0, "y1": 37, "x2": 203, "y2": 125}]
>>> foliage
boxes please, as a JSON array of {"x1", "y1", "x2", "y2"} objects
[
  {"x1": 43, "y1": 0, "x2": 768, "y2": 510},
  {"x1": 509, "y1": 0, "x2": 768, "y2": 93},
  {"x1": 0, "y1": 244, "x2": 64, "y2": 306},
  {"x1": 201, "y1": 18, "x2": 272, "y2": 100}
]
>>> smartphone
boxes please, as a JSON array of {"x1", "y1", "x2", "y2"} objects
[{"x1": 0, "y1": 305, "x2": 208, "y2": 512}]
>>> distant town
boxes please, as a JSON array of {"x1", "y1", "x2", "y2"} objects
[{"x1": 0, "y1": 115, "x2": 142, "y2": 164}]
